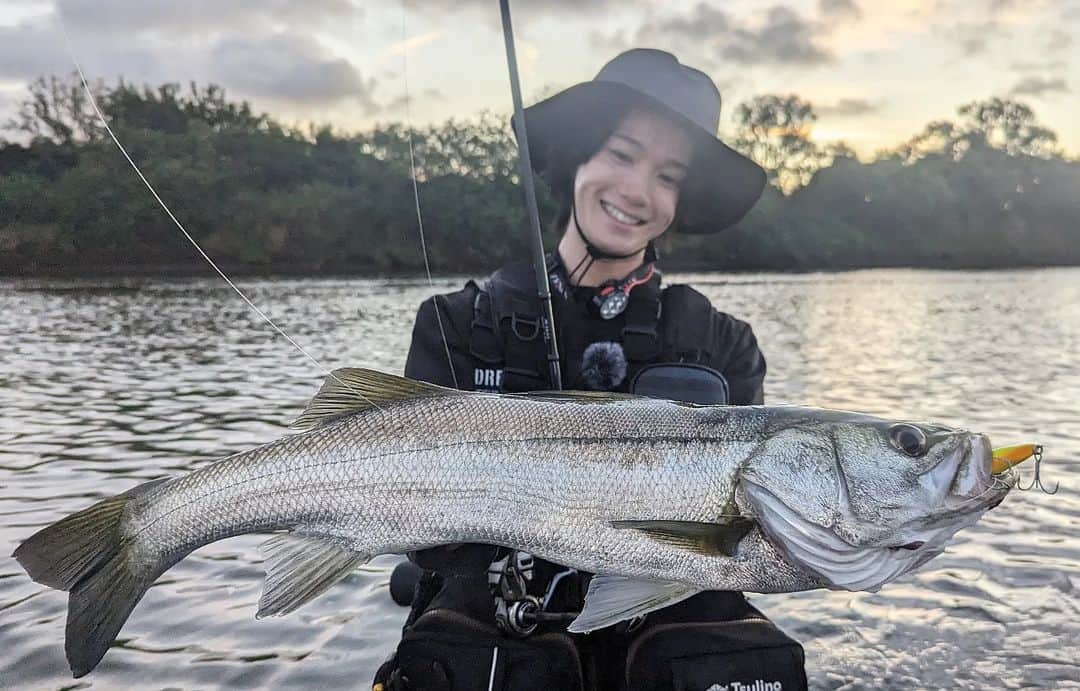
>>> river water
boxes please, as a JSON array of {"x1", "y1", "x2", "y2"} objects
[{"x1": 1, "y1": 268, "x2": 1077, "y2": 690}]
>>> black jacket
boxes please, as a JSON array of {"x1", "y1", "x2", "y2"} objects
[
  {"x1": 381, "y1": 258, "x2": 781, "y2": 691},
  {"x1": 404, "y1": 256, "x2": 766, "y2": 404}
]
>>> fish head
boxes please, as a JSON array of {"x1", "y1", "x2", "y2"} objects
[{"x1": 737, "y1": 409, "x2": 1008, "y2": 592}]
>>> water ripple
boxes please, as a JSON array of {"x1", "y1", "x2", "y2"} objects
[{"x1": 2, "y1": 269, "x2": 1077, "y2": 689}]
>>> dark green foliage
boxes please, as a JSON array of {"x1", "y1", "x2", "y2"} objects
[{"x1": 1, "y1": 75, "x2": 1077, "y2": 276}]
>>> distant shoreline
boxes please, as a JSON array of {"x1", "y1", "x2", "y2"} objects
[{"x1": 3, "y1": 257, "x2": 1076, "y2": 281}]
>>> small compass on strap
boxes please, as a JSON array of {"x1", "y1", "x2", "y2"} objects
[{"x1": 592, "y1": 263, "x2": 656, "y2": 320}]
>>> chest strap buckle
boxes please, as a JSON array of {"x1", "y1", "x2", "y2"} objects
[{"x1": 511, "y1": 297, "x2": 541, "y2": 341}]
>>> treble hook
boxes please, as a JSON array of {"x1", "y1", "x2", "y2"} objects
[{"x1": 1014, "y1": 445, "x2": 1058, "y2": 494}]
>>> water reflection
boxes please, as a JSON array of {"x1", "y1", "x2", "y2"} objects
[{"x1": 1, "y1": 269, "x2": 1077, "y2": 690}]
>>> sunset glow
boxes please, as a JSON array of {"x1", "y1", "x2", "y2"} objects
[{"x1": 0, "y1": 1, "x2": 1076, "y2": 158}]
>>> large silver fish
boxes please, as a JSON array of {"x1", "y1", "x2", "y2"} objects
[{"x1": 15, "y1": 368, "x2": 1020, "y2": 677}]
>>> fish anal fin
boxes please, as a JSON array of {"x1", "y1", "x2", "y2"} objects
[
  {"x1": 291, "y1": 368, "x2": 453, "y2": 431},
  {"x1": 610, "y1": 519, "x2": 755, "y2": 557},
  {"x1": 568, "y1": 575, "x2": 700, "y2": 633},
  {"x1": 256, "y1": 534, "x2": 369, "y2": 618}
]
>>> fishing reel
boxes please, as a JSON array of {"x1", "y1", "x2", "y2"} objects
[
  {"x1": 489, "y1": 550, "x2": 536, "y2": 636},
  {"x1": 490, "y1": 551, "x2": 580, "y2": 636},
  {"x1": 496, "y1": 595, "x2": 542, "y2": 637}
]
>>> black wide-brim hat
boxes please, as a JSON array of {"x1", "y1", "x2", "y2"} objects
[{"x1": 518, "y1": 49, "x2": 766, "y2": 234}]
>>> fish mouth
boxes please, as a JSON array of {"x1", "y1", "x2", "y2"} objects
[
  {"x1": 938, "y1": 434, "x2": 1015, "y2": 512},
  {"x1": 915, "y1": 434, "x2": 1013, "y2": 514},
  {"x1": 948, "y1": 434, "x2": 995, "y2": 499}
]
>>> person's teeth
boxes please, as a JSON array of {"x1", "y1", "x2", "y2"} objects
[{"x1": 601, "y1": 201, "x2": 642, "y2": 225}]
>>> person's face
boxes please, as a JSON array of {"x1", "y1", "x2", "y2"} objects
[{"x1": 572, "y1": 108, "x2": 693, "y2": 257}]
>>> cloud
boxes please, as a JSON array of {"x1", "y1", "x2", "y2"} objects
[
  {"x1": 817, "y1": 97, "x2": 882, "y2": 117},
  {"x1": 722, "y1": 6, "x2": 833, "y2": 66},
  {"x1": 944, "y1": 20, "x2": 1006, "y2": 57},
  {"x1": 1009, "y1": 59, "x2": 1067, "y2": 71},
  {"x1": 0, "y1": 22, "x2": 67, "y2": 80},
  {"x1": 0, "y1": 18, "x2": 166, "y2": 83},
  {"x1": 383, "y1": 87, "x2": 445, "y2": 114},
  {"x1": 1046, "y1": 28, "x2": 1073, "y2": 53},
  {"x1": 212, "y1": 34, "x2": 378, "y2": 110},
  {"x1": 819, "y1": 0, "x2": 861, "y2": 22},
  {"x1": 1009, "y1": 76, "x2": 1070, "y2": 97},
  {"x1": 642, "y1": 2, "x2": 731, "y2": 42},
  {"x1": 603, "y1": 4, "x2": 833, "y2": 69},
  {"x1": 54, "y1": 0, "x2": 357, "y2": 36},
  {"x1": 386, "y1": 30, "x2": 443, "y2": 57},
  {"x1": 403, "y1": 0, "x2": 618, "y2": 10}
]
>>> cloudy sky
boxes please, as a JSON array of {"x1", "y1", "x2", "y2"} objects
[{"x1": 0, "y1": 0, "x2": 1077, "y2": 157}]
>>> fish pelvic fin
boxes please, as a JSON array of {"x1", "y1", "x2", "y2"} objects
[
  {"x1": 568, "y1": 575, "x2": 700, "y2": 633},
  {"x1": 291, "y1": 368, "x2": 454, "y2": 431},
  {"x1": 609, "y1": 519, "x2": 755, "y2": 557},
  {"x1": 256, "y1": 534, "x2": 370, "y2": 618},
  {"x1": 13, "y1": 477, "x2": 173, "y2": 677}
]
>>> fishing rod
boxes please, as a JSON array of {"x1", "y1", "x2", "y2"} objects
[{"x1": 498, "y1": 0, "x2": 563, "y2": 391}]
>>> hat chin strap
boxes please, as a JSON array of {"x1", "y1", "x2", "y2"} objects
[
  {"x1": 569, "y1": 202, "x2": 657, "y2": 285},
  {"x1": 573, "y1": 202, "x2": 649, "y2": 260}
]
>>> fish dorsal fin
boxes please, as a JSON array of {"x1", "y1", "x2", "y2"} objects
[
  {"x1": 291, "y1": 368, "x2": 454, "y2": 431},
  {"x1": 610, "y1": 518, "x2": 755, "y2": 557},
  {"x1": 256, "y1": 533, "x2": 370, "y2": 618},
  {"x1": 568, "y1": 575, "x2": 700, "y2": 633}
]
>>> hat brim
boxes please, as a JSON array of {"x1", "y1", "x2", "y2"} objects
[{"x1": 518, "y1": 81, "x2": 766, "y2": 234}]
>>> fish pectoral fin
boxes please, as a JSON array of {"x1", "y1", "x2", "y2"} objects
[
  {"x1": 610, "y1": 519, "x2": 755, "y2": 557},
  {"x1": 291, "y1": 368, "x2": 453, "y2": 431},
  {"x1": 567, "y1": 575, "x2": 700, "y2": 633},
  {"x1": 256, "y1": 534, "x2": 369, "y2": 618}
]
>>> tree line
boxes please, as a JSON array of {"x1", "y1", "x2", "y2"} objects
[{"x1": 1, "y1": 74, "x2": 1077, "y2": 276}]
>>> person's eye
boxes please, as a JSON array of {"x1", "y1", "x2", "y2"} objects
[
  {"x1": 609, "y1": 148, "x2": 632, "y2": 163},
  {"x1": 659, "y1": 173, "x2": 684, "y2": 188}
]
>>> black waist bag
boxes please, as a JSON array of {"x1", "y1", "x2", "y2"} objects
[
  {"x1": 624, "y1": 601, "x2": 807, "y2": 691},
  {"x1": 395, "y1": 608, "x2": 585, "y2": 691}
]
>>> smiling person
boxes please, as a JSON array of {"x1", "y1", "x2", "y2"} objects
[{"x1": 375, "y1": 50, "x2": 806, "y2": 691}]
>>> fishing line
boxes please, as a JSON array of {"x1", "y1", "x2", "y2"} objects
[
  {"x1": 400, "y1": 0, "x2": 459, "y2": 388},
  {"x1": 56, "y1": 18, "x2": 382, "y2": 411}
]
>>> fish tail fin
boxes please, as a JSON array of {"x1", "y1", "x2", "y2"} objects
[{"x1": 13, "y1": 478, "x2": 170, "y2": 677}]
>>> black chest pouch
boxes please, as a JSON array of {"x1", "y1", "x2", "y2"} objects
[
  {"x1": 623, "y1": 594, "x2": 807, "y2": 691},
  {"x1": 630, "y1": 362, "x2": 730, "y2": 405}
]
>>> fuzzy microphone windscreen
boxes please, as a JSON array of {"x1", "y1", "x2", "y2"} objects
[{"x1": 579, "y1": 341, "x2": 627, "y2": 391}]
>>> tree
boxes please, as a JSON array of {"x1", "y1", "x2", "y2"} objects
[
  {"x1": 356, "y1": 110, "x2": 518, "y2": 183},
  {"x1": 3, "y1": 74, "x2": 106, "y2": 145},
  {"x1": 2, "y1": 74, "x2": 270, "y2": 145},
  {"x1": 957, "y1": 98, "x2": 1058, "y2": 157},
  {"x1": 892, "y1": 99, "x2": 1059, "y2": 162},
  {"x1": 892, "y1": 120, "x2": 963, "y2": 163},
  {"x1": 732, "y1": 94, "x2": 831, "y2": 194},
  {"x1": 102, "y1": 81, "x2": 267, "y2": 135}
]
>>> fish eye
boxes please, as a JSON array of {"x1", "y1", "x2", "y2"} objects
[{"x1": 889, "y1": 424, "x2": 928, "y2": 457}]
